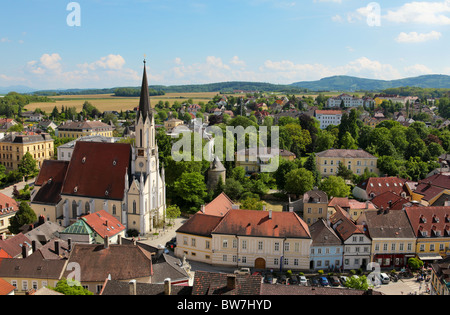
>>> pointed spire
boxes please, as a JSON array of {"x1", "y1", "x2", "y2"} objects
[{"x1": 138, "y1": 59, "x2": 151, "y2": 122}]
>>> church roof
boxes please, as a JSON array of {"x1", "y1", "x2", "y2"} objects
[
  {"x1": 137, "y1": 60, "x2": 152, "y2": 122},
  {"x1": 61, "y1": 141, "x2": 131, "y2": 200}
]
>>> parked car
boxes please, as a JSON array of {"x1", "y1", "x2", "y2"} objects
[
  {"x1": 299, "y1": 276, "x2": 308, "y2": 286},
  {"x1": 289, "y1": 275, "x2": 299, "y2": 285},
  {"x1": 319, "y1": 276, "x2": 329, "y2": 286},
  {"x1": 277, "y1": 274, "x2": 287, "y2": 284},
  {"x1": 339, "y1": 276, "x2": 349, "y2": 286},
  {"x1": 264, "y1": 273, "x2": 274, "y2": 284},
  {"x1": 234, "y1": 268, "x2": 251, "y2": 275},
  {"x1": 380, "y1": 273, "x2": 390, "y2": 284},
  {"x1": 311, "y1": 277, "x2": 320, "y2": 287},
  {"x1": 165, "y1": 237, "x2": 177, "y2": 250},
  {"x1": 329, "y1": 276, "x2": 340, "y2": 287}
]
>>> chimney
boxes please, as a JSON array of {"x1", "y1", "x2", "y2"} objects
[
  {"x1": 22, "y1": 243, "x2": 28, "y2": 258},
  {"x1": 164, "y1": 278, "x2": 172, "y2": 296},
  {"x1": 129, "y1": 280, "x2": 137, "y2": 296},
  {"x1": 263, "y1": 205, "x2": 266, "y2": 212},
  {"x1": 227, "y1": 275, "x2": 237, "y2": 290},
  {"x1": 289, "y1": 206, "x2": 294, "y2": 213},
  {"x1": 200, "y1": 205, "x2": 205, "y2": 213},
  {"x1": 232, "y1": 204, "x2": 240, "y2": 210},
  {"x1": 269, "y1": 210, "x2": 272, "y2": 219},
  {"x1": 54, "y1": 240, "x2": 60, "y2": 256},
  {"x1": 32, "y1": 240, "x2": 36, "y2": 253},
  {"x1": 104, "y1": 236, "x2": 110, "y2": 249},
  {"x1": 68, "y1": 238, "x2": 72, "y2": 252},
  {"x1": 117, "y1": 234, "x2": 122, "y2": 245}
]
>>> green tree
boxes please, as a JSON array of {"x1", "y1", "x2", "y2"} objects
[
  {"x1": 49, "y1": 278, "x2": 93, "y2": 295},
  {"x1": 223, "y1": 178, "x2": 244, "y2": 201},
  {"x1": 273, "y1": 159, "x2": 298, "y2": 190},
  {"x1": 240, "y1": 197, "x2": 265, "y2": 211},
  {"x1": 18, "y1": 152, "x2": 38, "y2": 180},
  {"x1": 336, "y1": 161, "x2": 353, "y2": 180},
  {"x1": 284, "y1": 168, "x2": 315, "y2": 196},
  {"x1": 319, "y1": 176, "x2": 350, "y2": 198},
  {"x1": 303, "y1": 153, "x2": 321, "y2": 186},
  {"x1": 8, "y1": 201, "x2": 37, "y2": 234},
  {"x1": 408, "y1": 257, "x2": 424, "y2": 270},
  {"x1": 344, "y1": 275, "x2": 369, "y2": 290},
  {"x1": 166, "y1": 205, "x2": 181, "y2": 225},
  {"x1": 173, "y1": 172, "x2": 207, "y2": 213}
]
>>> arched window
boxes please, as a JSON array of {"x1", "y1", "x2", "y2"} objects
[
  {"x1": 112, "y1": 205, "x2": 117, "y2": 215},
  {"x1": 72, "y1": 201, "x2": 78, "y2": 219},
  {"x1": 85, "y1": 202, "x2": 90, "y2": 214},
  {"x1": 133, "y1": 200, "x2": 137, "y2": 214}
]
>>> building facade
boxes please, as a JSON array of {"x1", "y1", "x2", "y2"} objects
[
  {"x1": 314, "y1": 110, "x2": 342, "y2": 129},
  {"x1": 0, "y1": 133, "x2": 54, "y2": 171},
  {"x1": 56, "y1": 120, "x2": 113, "y2": 139},
  {"x1": 316, "y1": 149, "x2": 379, "y2": 177}
]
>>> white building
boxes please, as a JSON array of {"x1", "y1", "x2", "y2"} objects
[
  {"x1": 314, "y1": 110, "x2": 343, "y2": 129},
  {"x1": 327, "y1": 94, "x2": 374, "y2": 109}
]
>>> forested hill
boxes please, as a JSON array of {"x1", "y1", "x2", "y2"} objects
[{"x1": 291, "y1": 75, "x2": 450, "y2": 91}]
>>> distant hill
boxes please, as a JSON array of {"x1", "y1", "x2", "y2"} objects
[
  {"x1": 290, "y1": 75, "x2": 450, "y2": 91},
  {"x1": 7, "y1": 74, "x2": 450, "y2": 96}
]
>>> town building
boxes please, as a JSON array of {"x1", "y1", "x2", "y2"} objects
[
  {"x1": 330, "y1": 206, "x2": 371, "y2": 271},
  {"x1": 235, "y1": 147, "x2": 296, "y2": 174},
  {"x1": 430, "y1": 256, "x2": 450, "y2": 295},
  {"x1": 0, "y1": 193, "x2": 19, "y2": 234},
  {"x1": 309, "y1": 218, "x2": 343, "y2": 270},
  {"x1": 302, "y1": 188, "x2": 328, "y2": 225},
  {"x1": 175, "y1": 207, "x2": 311, "y2": 271},
  {"x1": 314, "y1": 110, "x2": 342, "y2": 129},
  {"x1": 326, "y1": 94, "x2": 374, "y2": 109},
  {"x1": 358, "y1": 209, "x2": 416, "y2": 269},
  {"x1": 30, "y1": 61, "x2": 167, "y2": 236},
  {"x1": 410, "y1": 173, "x2": 450, "y2": 206},
  {"x1": 316, "y1": 149, "x2": 379, "y2": 178},
  {"x1": 0, "y1": 132, "x2": 54, "y2": 171},
  {"x1": 405, "y1": 206, "x2": 450, "y2": 263},
  {"x1": 353, "y1": 176, "x2": 409, "y2": 201},
  {"x1": 56, "y1": 120, "x2": 113, "y2": 139},
  {"x1": 328, "y1": 197, "x2": 377, "y2": 221}
]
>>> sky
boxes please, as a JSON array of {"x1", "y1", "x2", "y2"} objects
[{"x1": 0, "y1": 0, "x2": 449, "y2": 90}]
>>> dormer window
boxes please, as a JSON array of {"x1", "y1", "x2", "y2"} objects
[
  {"x1": 420, "y1": 215, "x2": 427, "y2": 224},
  {"x1": 433, "y1": 215, "x2": 440, "y2": 223}
]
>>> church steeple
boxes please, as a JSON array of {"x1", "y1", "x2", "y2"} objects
[{"x1": 137, "y1": 59, "x2": 151, "y2": 122}]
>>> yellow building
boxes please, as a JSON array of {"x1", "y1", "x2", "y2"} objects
[
  {"x1": 316, "y1": 149, "x2": 379, "y2": 177},
  {"x1": 302, "y1": 188, "x2": 328, "y2": 226},
  {"x1": 0, "y1": 256, "x2": 67, "y2": 295},
  {"x1": 56, "y1": 120, "x2": 113, "y2": 139},
  {"x1": 176, "y1": 209, "x2": 312, "y2": 271},
  {"x1": 405, "y1": 207, "x2": 450, "y2": 263},
  {"x1": 235, "y1": 147, "x2": 296, "y2": 174},
  {"x1": 164, "y1": 118, "x2": 184, "y2": 131},
  {"x1": 0, "y1": 132, "x2": 54, "y2": 171}
]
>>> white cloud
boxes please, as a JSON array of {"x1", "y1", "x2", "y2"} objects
[
  {"x1": 331, "y1": 14, "x2": 343, "y2": 22},
  {"x1": 384, "y1": 0, "x2": 450, "y2": 25},
  {"x1": 404, "y1": 64, "x2": 433, "y2": 76},
  {"x1": 395, "y1": 31, "x2": 442, "y2": 43},
  {"x1": 230, "y1": 56, "x2": 246, "y2": 67}
]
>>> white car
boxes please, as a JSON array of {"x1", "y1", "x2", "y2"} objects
[{"x1": 299, "y1": 276, "x2": 308, "y2": 286}]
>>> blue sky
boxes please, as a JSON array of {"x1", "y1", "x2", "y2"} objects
[{"x1": 0, "y1": 0, "x2": 449, "y2": 90}]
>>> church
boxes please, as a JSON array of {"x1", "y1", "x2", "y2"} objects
[{"x1": 31, "y1": 61, "x2": 167, "y2": 236}]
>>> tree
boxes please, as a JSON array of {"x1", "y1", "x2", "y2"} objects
[
  {"x1": 49, "y1": 278, "x2": 93, "y2": 295},
  {"x1": 173, "y1": 172, "x2": 207, "y2": 213},
  {"x1": 319, "y1": 176, "x2": 350, "y2": 198},
  {"x1": 240, "y1": 197, "x2": 265, "y2": 211},
  {"x1": 8, "y1": 201, "x2": 37, "y2": 234},
  {"x1": 284, "y1": 168, "x2": 315, "y2": 196},
  {"x1": 336, "y1": 161, "x2": 353, "y2": 180},
  {"x1": 166, "y1": 205, "x2": 181, "y2": 225},
  {"x1": 18, "y1": 152, "x2": 39, "y2": 180},
  {"x1": 303, "y1": 153, "x2": 321, "y2": 186},
  {"x1": 223, "y1": 178, "x2": 244, "y2": 201},
  {"x1": 273, "y1": 159, "x2": 298, "y2": 190},
  {"x1": 408, "y1": 257, "x2": 424, "y2": 270},
  {"x1": 283, "y1": 123, "x2": 312, "y2": 157},
  {"x1": 344, "y1": 275, "x2": 369, "y2": 290}
]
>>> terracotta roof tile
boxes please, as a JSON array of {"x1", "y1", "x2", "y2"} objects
[
  {"x1": 0, "y1": 277, "x2": 15, "y2": 295},
  {"x1": 61, "y1": 142, "x2": 131, "y2": 200},
  {"x1": 200, "y1": 192, "x2": 235, "y2": 217},
  {"x1": 405, "y1": 206, "x2": 450, "y2": 238},
  {"x1": 33, "y1": 160, "x2": 69, "y2": 205},
  {"x1": 81, "y1": 210, "x2": 126, "y2": 239}
]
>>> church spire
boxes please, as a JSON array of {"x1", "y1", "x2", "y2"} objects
[{"x1": 138, "y1": 59, "x2": 151, "y2": 122}]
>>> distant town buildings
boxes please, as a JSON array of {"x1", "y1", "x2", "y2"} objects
[{"x1": 315, "y1": 149, "x2": 380, "y2": 177}]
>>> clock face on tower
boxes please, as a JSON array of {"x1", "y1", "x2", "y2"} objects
[{"x1": 139, "y1": 162, "x2": 144, "y2": 169}]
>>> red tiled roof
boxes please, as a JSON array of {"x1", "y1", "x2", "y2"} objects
[
  {"x1": 212, "y1": 209, "x2": 311, "y2": 239},
  {"x1": 0, "y1": 192, "x2": 19, "y2": 216},
  {"x1": 0, "y1": 278, "x2": 15, "y2": 295},
  {"x1": 315, "y1": 110, "x2": 343, "y2": 115},
  {"x1": 370, "y1": 191, "x2": 410, "y2": 211},
  {"x1": 200, "y1": 193, "x2": 235, "y2": 217},
  {"x1": 357, "y1": 177, "x2": 407, "y2": 197},
  {"x1": 414, "y1": 174, "x2": 450, "y2": 201},
  {"x1": 328, "y1": 197, "x2": 350, "y2": 208},
  {"x1": 329, "y1": 206, "x2": 364, "y2": 241},
  {"x1": 0, "y1": 233, "x2": 32, "y2": 258},
  {"x1": 61, "y1": 142, "x2": 131, "y2": 200},
  {"x1": 176, "y1": 213, "x2": 223, "y2": 237},
  {"x1": 82, "y1": 210, "x2": 126, "y2": 239},
  {"x1": 405, "y1": 206, "x2": 450, "y2": 238},
  {"x1": 33, "y1": 160, "x2": 69, "y2": 205}
]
